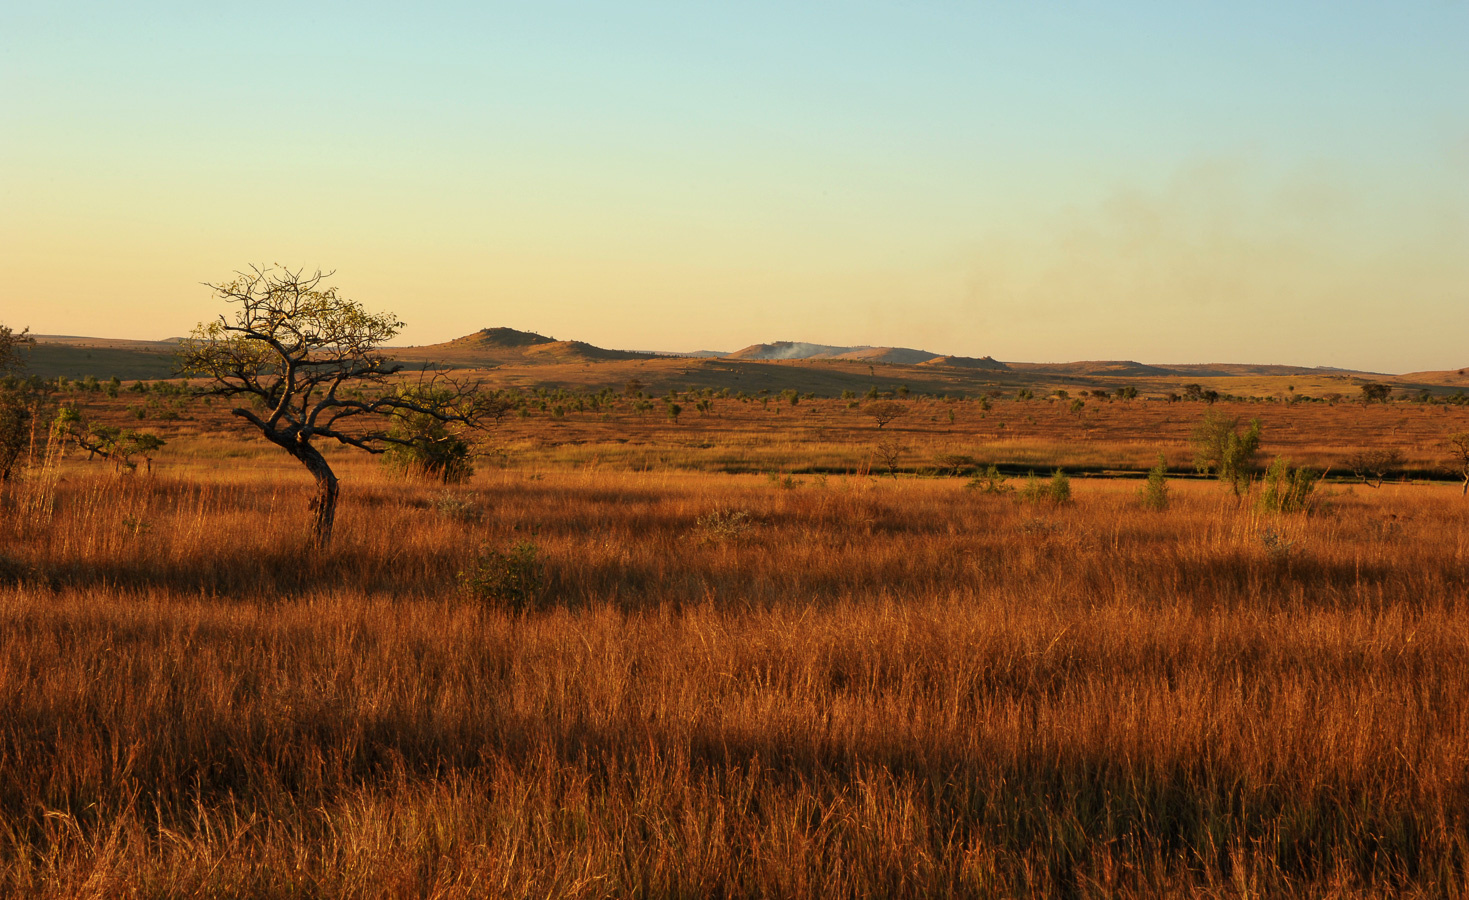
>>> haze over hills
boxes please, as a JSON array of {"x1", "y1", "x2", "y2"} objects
[{"x1": 17, "y1": 329, "x2": 1454, "y2": 399}]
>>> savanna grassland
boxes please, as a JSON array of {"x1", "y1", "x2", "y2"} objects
[{"x1": 4, "y1": 389, "x2": 1469, "y2": 897}]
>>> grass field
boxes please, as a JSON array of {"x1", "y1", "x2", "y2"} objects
[{"x1": 3, "y1": 394, "x2": 1469, "y2": 897}]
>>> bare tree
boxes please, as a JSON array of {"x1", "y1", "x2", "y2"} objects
[
  {"x1": 1449, "y1": 433, "x2": 1469, "y2": 497},
  {"x1": 1343, "y1": 448, "x2": 1403, "y2": 489},
  {"x1": 862, "y1": 400, "x2": 907, "y2": 429},
  {"x1": 874, "y1": 437, "x2": 907, "y2": 476},
  {"x1": 179, "y1": 266, "x2": 490, "y2": 545}
]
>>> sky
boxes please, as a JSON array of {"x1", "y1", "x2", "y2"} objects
[{"x1": 2, "y1": 1, "x2": 1466, "y2": 372}]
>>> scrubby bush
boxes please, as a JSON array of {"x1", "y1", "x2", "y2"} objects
[
  {"x1": 1260, "y1": 458, "x2": 1318, "y2": 514},
  {"x1": 459, "y1": 542, "x2": 545, "y2": 609},
  {"x1": 1020, "y1": 469, "x2": 1071, "y2": 505},
  {"x1": 1192, "y1": 410, "x2": 1262, "y2": 495},
  {"x1": 696, "y1": 508, "x2": 756, "y2": 544},
  {"x1": 1139, "y1": 454, "x2": 1170, "y2": 511},
  {"x1": 1048, "y1": 469, "x2": 1072, "y2": 504},
  {"x1": 965, "y1": 465, "x2": 1012, "y2": 494}
]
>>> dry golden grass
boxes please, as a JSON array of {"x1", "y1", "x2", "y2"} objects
[
  {"x1": 68, "y1": 386, "x2": 1469, "y2": 480},
  {"x1": 4, "y1": 432, "x2": 1469, "y2": 896}
]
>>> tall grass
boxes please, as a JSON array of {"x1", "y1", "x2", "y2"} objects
[{"x1": 2, "y1": 459, "x2": 1468, "y2": 896}]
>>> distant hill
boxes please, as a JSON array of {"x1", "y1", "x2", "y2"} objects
[
  {"x1": 444, "y1": 327, "x2": 557, "y2": 349},
  {"x1": 21, "y1": 329, "x2": 1462, "y2": 401},
  {"x1": 394, "y1": 327, "x2": 653, "y2": 367},
  {"x1": 725, "y1": 341, "x2": 940, "y2": 365},
  {"x1": 921, "y1": 355, "x2": 1010, "y2": 371},
  {"x1": 20, "y1": 334, "x2": 182, "y2": 379}
]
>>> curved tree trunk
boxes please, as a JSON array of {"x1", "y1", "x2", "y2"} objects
[{"x1": 291, "y1": 442, "x2": 340, "y2": 546}]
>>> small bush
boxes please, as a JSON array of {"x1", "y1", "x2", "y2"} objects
[
  {"x1": 1048, "y1": 469, "x2": 1072, "y2": 504},
  {"x1": 696, "y1": 508, "x2": 756, "y2": 544},
  {"x1": 1260, "y1": 457, "x2": 1318, "y2": 514},
  {"x1": 1139, "y1": 454, "x2": 1170, "y2": 511},
  {"x1": 1257, "y1": 526, "x2": 1298, "y2": 562},
  {"x1": 1019, "y1": 469, "x2": 1072, "y2": 505},
  {"x1": 433, "y1": 491, "x2": 481, "y2": 523},
  {"x1": 1020, "y1": 471, "x2": 1045, "y2": 503},
  {"x1": 965, "y1": 465, "x2": 1012, "y2": 494},
  {"x1": 459, "y1": 541, "x2": 545, "y2": 609}
]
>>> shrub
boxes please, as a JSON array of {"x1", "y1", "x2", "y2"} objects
[
  {"x1": 1192, "y1": 411, "x2": 1262, "y2": 495},
  {"x1": 1047, "y1": 469, "x2": 1072, "y2": 504},
  {"x1": 1019, "y1": 470, "x2": 1071, "y2": 505},
  {"x1": 696, "y1": 508, "x2": 755, "y2": 544},
  {"x1": 459, "y1": 541, "x2": 545, "y2": 609},
  {"x1": 965, "y1": 465, "x2": 1012, "y2": 494},
  {"x1": 1139, "y1": 454, "x2": 1170, "y2": 511},
  {"x1": 1259, "y1": 457, "x2": 1318, "y2": 514},
  {"x1": 1020, "y1": 471, "x2": 1045, "y2": 503},
  {"x1": 433, "y1": 491, "x2": 481, "y2": 523}
]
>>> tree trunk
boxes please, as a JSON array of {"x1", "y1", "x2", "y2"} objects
[
  {"x1": 1461, "y1": 473, "x2": 1467, "y2": 497},
  {"x1": 291, "y1": 442, "x2": 340, "y2": 546}
]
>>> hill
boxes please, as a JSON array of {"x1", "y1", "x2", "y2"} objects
[
  {"x1": 392, "y1": 328, "x2": 653, "y2": 368},
  {"x1": 921, "y1": 355, "x2": 1010, "y2": 371},
  {"x1": 725, "y1": 341, "x2": 940, "y2": 365},
  {"x1": 16, "y1": 329, "x2": 1467, "y2": 402}
]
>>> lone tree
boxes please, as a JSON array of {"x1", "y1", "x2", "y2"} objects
[
  {"x1": 1191, "y1": 409, "x2": 1262, "y2": 496},
  {"x1": 862, "y1": 400, "x2": 907, "y2": 429},
  {"x1": 1344, "y1": 448, "x2": 1404, "y2": 489},
  {"x1": 1449, "y1": 433, "x2": 1469, "y2": 497},
  {"x1": 1360, "y1": 383, "x2": 1392, "y2": 404},
  {"x1": 180, "y1": 267, "x2": 488, "y2": 545},
  {"x1": 0, "y1": 325, "x2": 36, "y2": 481}
]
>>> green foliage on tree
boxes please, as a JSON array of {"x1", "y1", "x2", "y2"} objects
[
  {"x1": 52, "y1": 404, "x2": 165, "y2": 474},
  {"x1": 1192, "y1": 411, "x2": 1262, "y2": 495},
  {"x1": 179, "y1": 266, "x2": 489, "y2": 545},
  {"x1": 382, "y1": 387, "x2": 475, "y2": 484},
  {"x1": 1360, "y1": 383, "x2": 1392, "y2": 404},
  {"x1": 863, "y1": 400, "x2": 907, "y2": 429},
  {"x1": 0, "y1": 325, "x2": 37, "y2": 482}
]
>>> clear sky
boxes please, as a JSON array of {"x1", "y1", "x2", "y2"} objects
[{"x1": 3, "y1": 1, "x2": 1465, "y2": 371}]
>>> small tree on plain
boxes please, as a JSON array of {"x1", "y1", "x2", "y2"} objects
[
  {"x1": 1344, "y1": 448, "x2": 1403, "y2": 489},
  {"x1": 1449, "y1": 433, "x2": 1469, "y2": 497},
  {"x1": 52, "y1": 404, "x2": 165, "y2": 474},
  {"x1": 179, "y1": 266, "x2": 489, "y2": 545},
  {"x1": 874, "y1": 437, "x2": 907, "y2": 476},
  {"x1": 1192, "y1": 410, "x2": 1262, "y2": 496},
  {"x1": 0, "y1": 325, "x2": 36, "y2": 481},
  {"x1": 863, "y1": 400, "x2": 907, "y2": 429},
  {"x1": 1139, "y1": 453, "x2": 1169, "y2": 510},
  {"x1": 1360, "y1": 383, "x2": 1392, "y2": 404}
]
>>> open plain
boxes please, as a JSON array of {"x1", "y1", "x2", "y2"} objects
[{"x1": 3, "y1": 383, "x2": 1469, "y2": 897}]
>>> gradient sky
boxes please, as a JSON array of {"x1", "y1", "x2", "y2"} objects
[{"x1": 3, "y1": 1, "x2": 1466, "y2": 371}]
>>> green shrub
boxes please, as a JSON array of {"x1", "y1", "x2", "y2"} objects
[
  {"x1": 459, "y1": 542, "x2": 545, "y2": 609},
  {"x1": 1192, "y1": 411, "x2": 1262, "y2": 495},
  {"x1": 1260, "y1": 457, "x2": 1318, "y2": 514},
  {"x1": 1020, "y1": 469, "x2": 1072, "y2": 504},
  {"x1": 1048, "y1": 469, "x2": 1072, "y2": 504},
  {"x1": 1140, "y1": 454, "x2": 1170, "y2": 511},
  {"x1": 1020, "y1": 471, "x2": 1045, "y2": 503},
  {"x1": 965, "y1": 465, "x2": 1011, "y2": 494}
]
